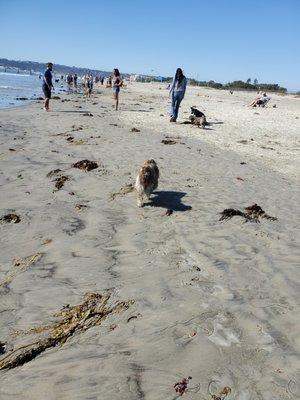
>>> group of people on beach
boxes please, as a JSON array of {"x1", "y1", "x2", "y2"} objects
[
  {"x1": 42, "y1": 63, "x2": 123, "y2": 111},
  {"x1": 42, "y1": 62, "x2": 187, "y2": 117},
  {"x1": 42, "y1": 62, "x2": 270, "y2": 117}
]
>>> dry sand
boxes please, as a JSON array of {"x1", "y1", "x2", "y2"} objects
[{"x1": 0, "y1": 83, "x2": 299, "y2": 399}]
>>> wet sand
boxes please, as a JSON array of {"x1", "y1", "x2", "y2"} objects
[{"x1": 0, "y1": 83, "x2": 299, "y2": 399}]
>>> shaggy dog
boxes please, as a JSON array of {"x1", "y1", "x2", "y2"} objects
[{"x1": 135, "y1": 159, "x2": 159, "y2": 207}]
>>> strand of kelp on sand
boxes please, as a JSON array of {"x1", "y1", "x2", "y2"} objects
[{"x1": 0, "y1": 292, "x2": 133, "y2": 370}]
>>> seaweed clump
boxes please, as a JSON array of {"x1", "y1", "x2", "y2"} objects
[
  {"x1": 174, "y1": 377, "x2": 192, "y2": 396},
  {"x1": 46, "y1": 169, "x2": 69, "y2": 191},
  {"x1": 0, "y1": 214, "x2": 21, "y2": 224},
  {"x1": 220, "y1": 204, "x2": 277, "y2": 223},
  {"x1": 245, "y1": 204, "x2": 277, "y2": 221},
  {"x1": 0, "y1": 292, "x2": 133, "y2": 370},
  {"x1": 73, "y1": 160, "x2": 98, "y2": 171},
  {"x1": 161, "y1": 139, "x2": 177, "y2": 145},
  {"x1": 210, "y1": 386, "x2": 232, "y2": 400},
  {"x1": 46, "y1": 169, "x2": 62, "y2": 178},
  {"x1": 219, "y1": 209, "x2": 246, "y2": 221},
  {"x1": 53, "y1": 175, "x2": 69, "y2": 190}
]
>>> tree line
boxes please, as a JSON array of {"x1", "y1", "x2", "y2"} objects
[{"x1": 188, "y1": 78, "x2": 287, "y2": 93}]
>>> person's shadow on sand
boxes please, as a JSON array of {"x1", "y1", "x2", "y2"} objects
[{"x1": 147, "y1": 191, "x2": 192, "y2": 211}]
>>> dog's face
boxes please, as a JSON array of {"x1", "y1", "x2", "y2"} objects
[
  {"x1": 135, "y1": 160, "x2": 159, "y2": 207},
  {"x1": 138, "y1": 160, "x2": 159, "y2": 189},
  {"x1": 190, "y1": 107, "x2": 204, "y2": 118}
]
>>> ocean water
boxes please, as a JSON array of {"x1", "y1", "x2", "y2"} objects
[
  {"x1": 0, "y1": 72, "x2": 45, "y2": 109},
  {"x1": 0, "y1": 72, "x2": 69, "y2": 109}
]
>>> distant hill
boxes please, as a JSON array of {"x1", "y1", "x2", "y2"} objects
[{"x1": 0, "y1": 58, "x2": 112, "y2": 77}]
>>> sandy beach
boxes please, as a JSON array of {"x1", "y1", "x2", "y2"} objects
[{"x1": 0, "y1": 83, "x2": 299, "y2": 399}]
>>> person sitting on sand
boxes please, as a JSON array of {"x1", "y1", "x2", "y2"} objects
[
  {"x1": 249, "y1": 93, "x2": 271, "y2": 107},
  {"x1": 42, "y1": 62, "x2": 54, "y2": 111},
  {"x1": 112, "y1": 68, "x2": 123, "y2": 110},
  {"x1": 169, "y1": 68, "x2": 187, "y2": 122}
]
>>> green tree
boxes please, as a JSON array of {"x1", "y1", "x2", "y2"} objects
[
  {"x1": 246, "y1": 78, "x2": 251, "y2": 84},
  {"x1": 254, "y1": 78, "x2": 258, "y2": 85}
]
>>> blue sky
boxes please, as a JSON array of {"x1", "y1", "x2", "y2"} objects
[{"x1": 0, "y1": 0, "x2": 299, "y2": 90}]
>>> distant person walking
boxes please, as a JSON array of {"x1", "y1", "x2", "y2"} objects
[
  {"x1": 73, "y1": 74, "x2": 78, "y2": 89},
  {"x1": 42, "y1": 62, "x2": 54, "y2": 111},
  {"x1": 112, "y1": 68, "x2": 122, "y2": 110},
  {"x1": 169, "y1": 68, "x2": 187, "y2": 122},
  {"x1": 86, "y1": 75, "x2": 93, "y2": 97},
  {"x1": 66, "y1": 74, "x2": 73, "y2": 92}
]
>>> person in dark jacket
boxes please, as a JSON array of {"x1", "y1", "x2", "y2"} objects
[{"x1": 42, "y1": 62, "x2": 54, "y2": 111}]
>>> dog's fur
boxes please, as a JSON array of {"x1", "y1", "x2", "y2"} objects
[
  {"x1": 189, "y1": 107, "x2": 208, "y2": 128},
  {"x1": 135, "y1": 159, "x2": 159, "y2": 207},
  {"x1": 182, "y1": 107, "x2": 208, "y2": 128}
]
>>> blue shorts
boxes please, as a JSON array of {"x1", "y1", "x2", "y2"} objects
[
  {"x1": 42, "y1": 84, "x2": 51, "y2": 99},
  {"x1": 112, "y1": 86, "x2": 120, "y2": 94}
]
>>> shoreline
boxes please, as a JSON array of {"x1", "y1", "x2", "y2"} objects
[{"x1": 0, "y1": 83, "x2": 299, "y2": 399}]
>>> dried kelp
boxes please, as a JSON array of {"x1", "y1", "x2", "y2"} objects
[
  {"x1": 0, "y1": 253, "x2": 43, "y2": 288},
  {"x1": 245, "y1": 203, "x2": 277, "y2": 221},
  {"x1": 220, "y1": 204, "x2": 277, "y2": 223},
  {"x1": 110, "y1": 183, "x2": 134, "y2": 200},
  {"x1": 161, "y1": 139, "x2": 177, "y2": 145},
  {"x1": 46, "y1": 169, "x2": 69, "y2": 190},
  {"x1": 73, "y1": 160, "x2": 98, "y2": 171},
  {"x1": 174, "y1": 377, "x2": 192, "y2": 396},
  {"x1": 219, "y1": 209, "x2": 246, "y2": 221},
  {"x1": 0, "y1": 214, "x2": 21, "y2": 224},
  {"x1": 209, "y1": 384, "x2": 232, "y2": 400},
  {"x1": 0, "y1": 292, "x2": 133, "y2": 370},
  {"x1": 53, "y1": 175, "x2": 69, "y2": 190},
  {"x1": 46, "y1": 169, "x2": 62, "y2": 178}
]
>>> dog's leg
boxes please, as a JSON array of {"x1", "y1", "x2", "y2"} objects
[
  {"x1": 137, "y1": 193, "x2": 144, "y2": 207},
  {"x1": 136, "y1": 187, "x2": 144, "y2": 207},
  {"x1": 145, "y1": 186, "x2": 153, "y2": 201},
  {"x1": 135, "y1": 178, "x2": 144, "y2": 207}
]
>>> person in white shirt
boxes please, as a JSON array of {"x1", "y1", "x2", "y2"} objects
[{"x1": 169, "y1": 68, "x2": 187, "y2": 122}]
